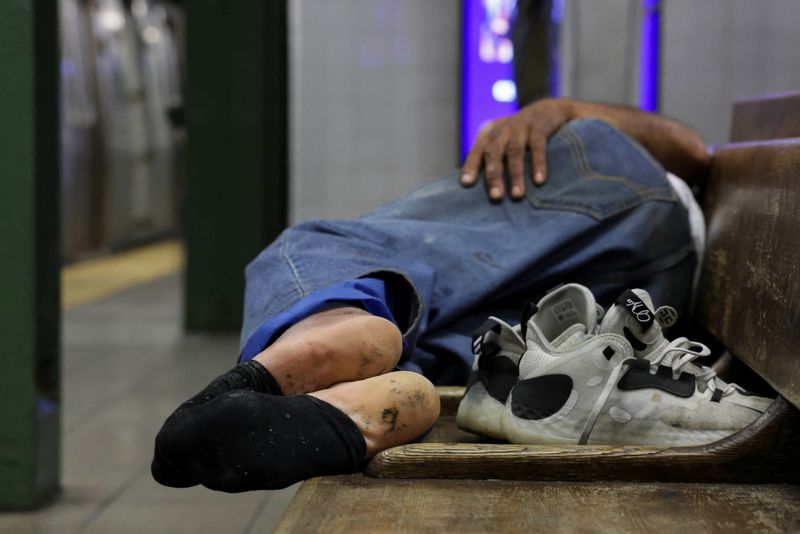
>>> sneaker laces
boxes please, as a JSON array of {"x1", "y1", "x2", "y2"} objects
[
  {"x1": 578, "y1": 337, "x2": 739, "y2": 445},
  {"x1": 652, "y1": 337, "x2": 739, "y2": 396}
]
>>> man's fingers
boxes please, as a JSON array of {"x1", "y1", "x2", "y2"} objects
[
  {"x1": 461, "y1": 143, "x2": 484, "y2": 187},
  {"x1": 530, "y1": 134, "x2": 548, "y2": 185},
  {"x1": 461, "y1": 121, "x2": 498, "y2": 186},
  {"x1": 506, "y1": 135, "x2": 527, "y2": 199},
  {"x1": 483, "y1": 142, "x2": 506, "y2": 201}
]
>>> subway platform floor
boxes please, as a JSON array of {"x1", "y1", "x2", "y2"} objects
[{"x1": 0, "y1": 270, "x2": 297, "y2": 533}]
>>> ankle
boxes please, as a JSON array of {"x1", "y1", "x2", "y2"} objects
[
  {"x1": 254, "y1": 310, "x2": 403, "y2": 394},
  {"x1": 311, "y1": 371, "x2": 440, "y2": 458}
]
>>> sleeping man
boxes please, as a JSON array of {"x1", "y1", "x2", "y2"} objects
[{"x1": 150, "y1": 97, "x2": 712, "y2": 492}]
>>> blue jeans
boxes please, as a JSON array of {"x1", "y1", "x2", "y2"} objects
[{"x1": 240, "y1": 119, "x2": 695, "y2": 385}]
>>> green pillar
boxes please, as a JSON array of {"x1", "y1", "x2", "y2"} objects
[
  {"x1": 184, "y1": 0, "x2": 288, "y2": 331},
  {"x1": 0, "y1": 0, "x2": 61, "y2": 509}
]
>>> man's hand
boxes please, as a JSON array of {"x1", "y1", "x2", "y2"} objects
[
  {"x1": 461, "y1": 98, "x2": 574, "y2": 201},
  {"x1": 460, "y1": 97, "x2": 710, "y2": 201}
]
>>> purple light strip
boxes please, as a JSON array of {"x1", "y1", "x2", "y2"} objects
[
  {"x1": 639, "y1": 0, "x2": 660, "y2": 111},
  {"x1": 549, "y1": 0, "x2": 564, "y2": 97},
  {"x1": 460, "y1": 0, "x2": 518, "y2": 161},
  {"x1": 460, "y1": 0, "x2": 473, "y2": 162}
]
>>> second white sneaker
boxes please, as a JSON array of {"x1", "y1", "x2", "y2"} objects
[{"x1": 502, "y1": 285, "x2": 772, "y2": 446}]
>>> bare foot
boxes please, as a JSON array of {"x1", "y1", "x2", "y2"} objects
[
  {"x1": 311, "y1": 371, "x2": 440, "y2": 457},
  {"x1": 253, "y1": 306, "x2": 403, "y2": 395}
]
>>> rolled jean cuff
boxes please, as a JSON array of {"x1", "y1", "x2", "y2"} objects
[{"x1": 239, "y1": 277, "x2": 400, "y2": 363}]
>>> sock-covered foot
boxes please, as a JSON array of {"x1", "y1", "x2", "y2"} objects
[
  {"x1": 153, "y1": 390, "x2": 366, "y2": 492},
  {"x1": 151, "y1": 360, "x2": 283, "y2": 488},
  {"x1": 185, "y1": 359, "x2": 283, "y2": 406}
]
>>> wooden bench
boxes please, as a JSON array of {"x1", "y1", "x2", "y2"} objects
[{"x1": 275, "y1": 93, "x2": 800, "y2": 532}]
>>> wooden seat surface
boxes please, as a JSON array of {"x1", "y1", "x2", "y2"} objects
[{"x1": 276, "y1": 477, "x2": 800, "y2": 533}]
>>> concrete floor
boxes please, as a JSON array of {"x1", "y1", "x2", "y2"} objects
[{"x1": 0, "y1": 273, "x2": 298, "y2": 533}]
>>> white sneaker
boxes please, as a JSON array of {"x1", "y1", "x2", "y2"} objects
[
  {"x1": 502, "y1": 286, "x2": 772, "y2": 446},
  {"x1": 457, "y1": 284, "x2": 602, "y2": 439}
]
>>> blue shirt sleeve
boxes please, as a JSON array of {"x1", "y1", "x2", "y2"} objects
[{"x1": 239, "y1": 277, "x2": 399, "y2": 363}]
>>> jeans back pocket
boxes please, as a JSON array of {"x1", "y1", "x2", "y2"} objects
[{"x1": 525, "y1": 119, "x2": 676, "y2": 220}]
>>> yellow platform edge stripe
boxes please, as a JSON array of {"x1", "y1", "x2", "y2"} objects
[{"x1": 61, "y1": 239, "x2": 185, "y2": 310}]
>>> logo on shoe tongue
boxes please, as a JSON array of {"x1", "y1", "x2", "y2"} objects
[
  {"x1": 552, "y1": 299, "x2": 579, "y2": 323},
  {"x1": 615, "y1": 289, "x2": 654, "y2": 330}
]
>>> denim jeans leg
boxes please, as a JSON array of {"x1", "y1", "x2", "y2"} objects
[{"x1": 241, "y1": 119, "x2": 695, "y2": 385}]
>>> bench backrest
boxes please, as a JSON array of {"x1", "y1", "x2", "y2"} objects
[
  {"x1": 730, "y1": 92, "x2": 800, "y2": 142},
  {"x1": 693, "y1": 92, "x2": 800, "y2": 409}
]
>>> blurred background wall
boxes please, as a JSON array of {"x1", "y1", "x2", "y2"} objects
[
  {"x1": 660, "y1": 0, "x2": 800, "y2": 144},
  {"x1": 288, "y1": 0, "x2": 461, "y2": 223},
  {"x1": 57, "y1": 0, "x2": 800, "y2": 258},
  {"x1": 59, "y1": 0, "x2": 183, "y2": 262}
]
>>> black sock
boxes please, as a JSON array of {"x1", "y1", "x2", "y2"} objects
[
  {"x1": 150, "y1": 360, "x2": 283, "y2": 487},
  {"x1": 152, "y1": 390, "x2": 366, "y2": 492},
  {"x1": 187, "y1": 360, "x2": 283, "y2": 406}
]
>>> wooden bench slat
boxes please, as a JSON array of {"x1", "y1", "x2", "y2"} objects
[{"x1": 276, "y1": 476, "x2": 800, "y2": 533}]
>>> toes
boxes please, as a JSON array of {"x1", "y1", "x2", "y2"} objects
[{"x1": 151, "y1": 410, "x2": 203, "y2": 488}]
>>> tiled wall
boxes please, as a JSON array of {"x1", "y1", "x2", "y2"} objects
[{"x1": 289, "y1": 0, "x2": 460, "y2": 223}]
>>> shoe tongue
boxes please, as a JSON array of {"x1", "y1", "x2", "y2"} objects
[
  {"x1": 551, "y1": 323, "x2": 589, "y2": 349},
  {"x1": 600, "y1": 289, "x2": 723, "y2": 386},
  {"x1": 525, "y1": 283, "x2": 598, "y2": 345},
  {"x1": 599, "y1": 288, "x2": 664, "y2": 358}
]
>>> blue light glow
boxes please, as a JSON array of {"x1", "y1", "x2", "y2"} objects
[
  {"x1": 639, "y1": 0, "x2": 660, "y2": 111},
  {"x1": 461, "y1": 0, "x2": 519, "y2": 161}
]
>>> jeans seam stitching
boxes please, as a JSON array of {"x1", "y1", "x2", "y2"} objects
[
  {"x1": 529, "y1": 124, "x2": 677, "y2": 218},
  {"x1": 281, "y1": 228, "x2": 308, "y2": 298},
  {"x1": 564, "y1": 128, "x2": 660, "y2": 192}
]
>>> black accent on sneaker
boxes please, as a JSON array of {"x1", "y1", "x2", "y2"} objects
[
  {"x1": 520, "y1": 302, "x2": 538, "y2": 339},
  {"x1": 623, "y1": 327, "x2": 648, "y2": 352},
  {"x1": 477, "y1": 344, "x2": 501, "y2": 373},
  {"x1": 628, "y1": 358, "x2": 651, "y2": 370},
  {"x1": 463, "y1": 341, "x2": 498, "y2": 394},
  {"x1": 485, "y1": 356, "x2": 520, "y2": 403},
  {"x1": 602, "y1": 346, "x2": 616, "y2": 360},
  {"x1": 617, "y1": 364, "x2": 695, "y2": 398},
  {"x1": 471, "y1": 319, "x2": 502, "y2": 354},
  {"x1": 711, "y1": 388, "x2": 724, "y2": 402},
  {"x1": 152, "y1": 391, "x2": 366, "y2": 492},
  {"x1": 510, "y1": 374, "x2": 573, "y2": 420},
  {"x1": 615, "y1": 289, "x2": 654, "y2": 331},
  {"x1": 467, "y1": 351, "x2": 518, "y2": 403}
]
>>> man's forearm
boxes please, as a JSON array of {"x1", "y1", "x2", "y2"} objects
[
  {"x1": 461, "y1": 97, "x2": 712, "y2": 200},
  {"x1": 560, "y1": 98, "x2": 711, "y2": 183}
]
